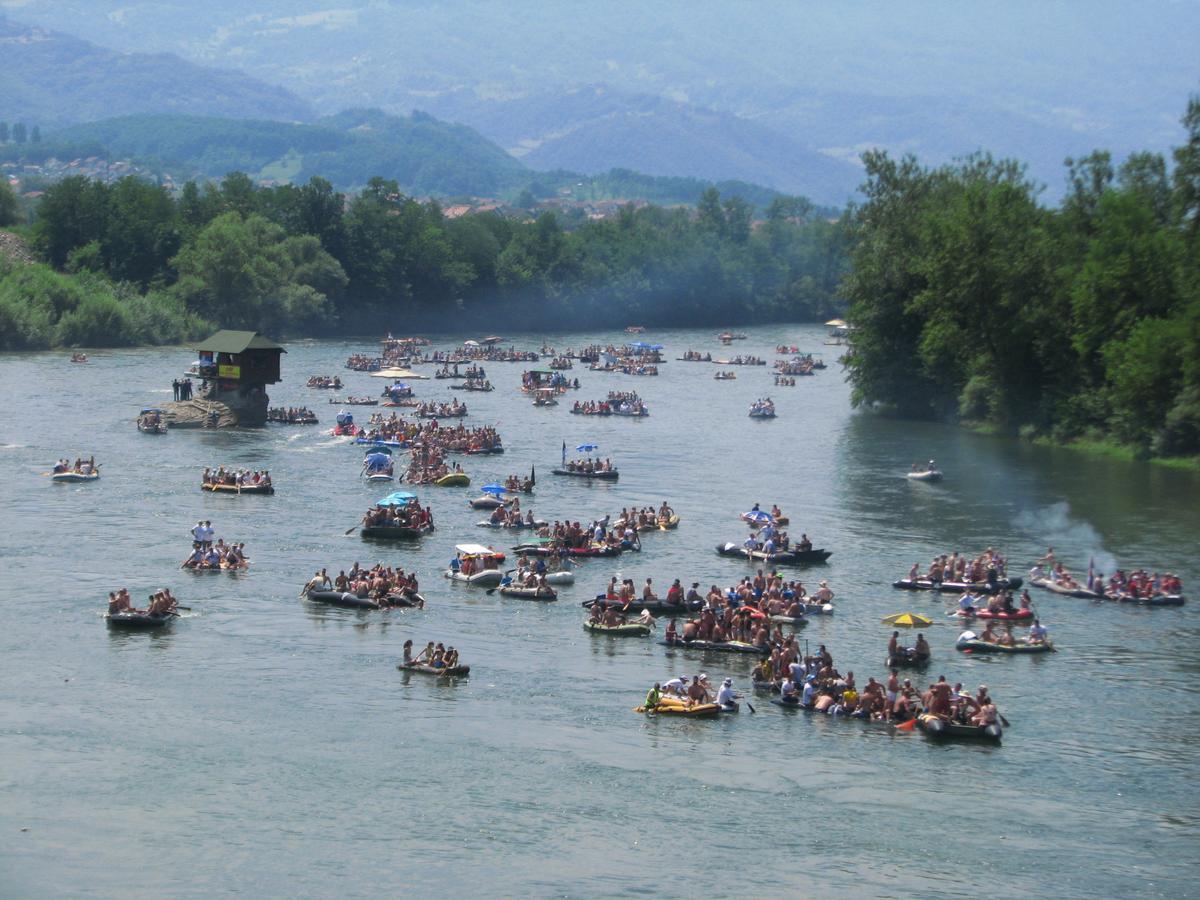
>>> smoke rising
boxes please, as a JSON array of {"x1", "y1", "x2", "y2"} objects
[{"x1": 1015, "y1": 501, "x2": 1118, "y2": 576}]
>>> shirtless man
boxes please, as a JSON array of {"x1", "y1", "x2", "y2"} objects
[{"x1": 928, "y1": 676, "x2": 953, "y2": 718}]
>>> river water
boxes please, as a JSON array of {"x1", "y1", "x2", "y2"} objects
[{"x1": 1, "y1": 325, "x2": 1197, "y2": 898}]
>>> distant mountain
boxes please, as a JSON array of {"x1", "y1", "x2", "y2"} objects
[
  {"x1": 432, "y1": 86, "x2": 862, "y2": 205},
  {"x1": 0, "y1": 16, "x2": 313, "y2": 126}
]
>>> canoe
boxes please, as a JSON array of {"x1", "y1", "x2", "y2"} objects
[
  {"x1": 201, "y1": 481, "x2": 274, "y2": 495},
  {"x1": 906, "y1": 470, "x2": 943, "y2": 482},
  {"x1": 892, "y1": 577, "x2": 1021, "y2": 595},
  {"x1": 52, "y1": 471, "x2": 100, "y2": 482},
  {"x1": 918, "y1": 713, "x2": 1002, "y2": 743},
  {"x1": 715, "y1": 542, "x2": 832, "y2": 564},
  {"x1": 498, "y1": 584, "x2": 558, "y2": 601},
  {"x1": 106, "y1": 611, "x2": 173, "y2": 628},
  {"x1": 444, "y1": 569, "x2": 504, "y2": 587},
  {"x1": 361, "y1": 523, "x2": 432, "y2": 540},
  {"x1": 1028, "y1": 576, "x2": 1102, "y2": 599},
  {"x1": 398, "y1": 662, "x2": 470, "y2": 677},
  {"x1": 305, "y1": 589, "x2": 423, "y2": 609},
  {"x1": 659, "y1": 636, "x2": 769, "y2": 655},
  {"x1": 583, "y1": 621, "x2": 651, "y2": 636},
  {"x1": 956, "y1": 638, "x2": 1054, "y2": 654},
  {"x1": 433, "y1": 473, "x2": 470, "y2": 487},
  {"x1": 551, "y1": 468, "x2": 619, "y2": 481}
]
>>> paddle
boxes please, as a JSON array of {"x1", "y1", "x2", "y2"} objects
[
  {"x1": 745, "y1": 700, "x2": 756, "y2": 714},
  {"x1": 344, "y1": 523, "x2": 361, "y2": 535},
  {"x1": 999, "y1": 712, "x2": 1012, "y2": 727}
]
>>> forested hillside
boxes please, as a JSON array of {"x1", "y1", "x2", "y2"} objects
[{"x1": 843, "y1": 97, "x2": 1200, "y2": 459}]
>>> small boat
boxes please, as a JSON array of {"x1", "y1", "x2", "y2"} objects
[
  {"x1": 498, "y1": 584, "x2": 558, "y2": 601},
  {"x1": 956, "y1": 634, "x2": 1054, "y2": 654},
  {"x1": 433, "y1": 472, "x2": 470, "y2": 487},
  {"x1": 105, "y1": 611, "x2": 173, "y2": 628},
  {"x1": 583, "y1": 620, "x2": 651, "y2": 637},
  {"x1": 137, "y1": 408, "x2": 168, "y2": 434},
  {"x1": 445, "y1": 544, "x2": 506, "y2": 587},
  {"x1": 657, "y1": 515, "x2": 680, "y2": 530},
  {"x1": 1107, "y1": 592, "x2": 1186, "y2": 607},
  {"x1": 366, "y1": 472, "x2": 395, "y2": 483},
  {"x1": 917, "y1": 713, "x2": 1002, "y2": 743},
  {"x1": 906, "y1": 469, "x2": 943, "y2": 482},
  {"x1": 659, "y1": 635, "x2": 769, "y2": 655},
  {"x1": 52, "y1": 470, "x2": 100, "y2": 483},
  {"x1": 767, "y1": 613, "x2": 815, "y2": 628},
  {"x1": 715, "y1": 542, "x2": 832, "y2": 565},
  {"x1": 476, "y1": 518, "x2": 547, "y2": 530},
  {"x1": 583, "y1": 597, "x2": 703, "y2": 616},
  {"x1": 361, "y1": 522, "x2": 433, "y2": 540},
  {"x1": 637, "y1": 700, "x2": 721, "y2": 718},
  {"x1": 892, "y1": 577, "x2": 1021, "y2": 595},
  {"x1": 305, "y1": 589, "x2": 423, "y2": 610},
  {"x1": 514, "y1": 542, "x2": 620, "y2": 559},
  {"x1": 469, "y1": 495, "x2": 507, "y2": 510},
  {"x1": 551, "y1": 468, "x2": 619, "y2": 481},
  {"x1": 201, "y1": 481, "x2": 274, "y2": 494},
  {"x1": 1028, "y1": 576, "x2": 1102, "y2": 599},
  {"x1": 886, "y1": 650, "x2": 931, "y2": 669},
  {"x1": 956, "y1": 608, "x2": 1034, "y2": 622},
  {"x1": 398, "y1": 662, "x2": 470, "y2": 677}
]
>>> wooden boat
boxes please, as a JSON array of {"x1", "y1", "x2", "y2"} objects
[
  {"x1": 918, "y1": 713, "x2": 1002, "y2": 743},
  {"x1": 551, "y1": 467, "x2": 619, "y2": 481},
  {"x1": 360, "y1": 522, "x2": 433, "y2": 540},
  {"x1": 398, "y1": 662, "x2": 470, "y2": 677},
  {"x1": 498, "y1": 584, "x2": 558, "y2": 601},
  {"x1": 892, "y1": 577, "x2": 1021, "y2": 595},
  {"x1": 201, "y1": 481, "x2": 274, "y2": 495},
  {"x1": 659, "y1": 635, "x2": 769, "y2": 655},
  {"x1": 715, "y1": 542, "x2": 832, "y2": 564},
  {"x1": 305, "y1": 589, "x2": 422, "y2": 610},
  {"x1": 106, "y1": 611, "x2": 173, "y2": 628},
  {"x1": 52, "y1": 470, "x2": 100, "y2": 483},
  {"x1": 583, "y1": 620, "x2": 651, "y2": 636}
]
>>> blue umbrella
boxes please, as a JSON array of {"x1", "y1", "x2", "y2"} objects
[
  {"x1": 365, "y1": 452, "x2": 391, "y2": 468},
  {"x1": 364, "y1": 445, "x2": 393, "y2": 456},
  {"x1": 576, "y1": 443, "x2": 599, "y2": 452},
  {"x1": 649, "y1": 343, "x2": 664, "y2": 350},
  {"x1": 481, "y1": 483, "x2": 507, "y2": 494},
  {"x1": 630, "y1": 341, "x2": 650, "y2": 349},
  {"x1": 378, "y1": 491, "x2": 416, "y2": 506},
  {"x1": 743, "y1": 509, "x2": 773, "y2": 522}
]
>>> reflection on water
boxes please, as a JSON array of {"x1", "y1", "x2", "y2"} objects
[{"x1": 0, "y1": 326, "x2": 1197, "y2": 896}]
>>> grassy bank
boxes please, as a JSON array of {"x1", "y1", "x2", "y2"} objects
[{"x1": 1030, "y1": 435, "x2": 1200, "y2": 471}]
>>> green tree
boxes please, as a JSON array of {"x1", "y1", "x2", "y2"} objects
[
  {"x1": 101, "y1": 177, "x2": 179, "y2": 287},
  {"x1": 30, "y1": 125, "x2": 40, "y2": 144},
  {"x1": 12, "y1": 123, "x2": 26, "y2": 145},
  {"x1": 0, "y1": 179, "x2": 19, "y2": 227},
  {"x1": 1173, "y1": 94, "x2": 1200, "y2": 241},
  {"x1": 33, "y1": 176, "x2": 110, "y2": 267},
  {"x1": 0, "y1": 122, "x2": 8, "y2": 143}
]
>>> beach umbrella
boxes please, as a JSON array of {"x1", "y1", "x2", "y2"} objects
[
  {"x1": 743, "y1": 509, "x2": 773, "y2": 523},
  {"x1": 881, "y1": 612, "x2": 933, "y2": 628},
  {"x1": 377, "y1": 491, "x2": 417, "y2": 506},
  {"x1": 576, "y1": 443, "x2": 599, "y2": 452},
  {"x1": 481, "y1": 483, "x2": 507, "y2": 494}
]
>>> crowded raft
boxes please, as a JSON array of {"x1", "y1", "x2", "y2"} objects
[
  {"x1": 307, "y1": 375, "x2": 343, "y2": 389},
  {"x1": 51, "y1": 457, "x2": 100, "y2": 481},
  {"x1": 201, "y1": 467, "x2": 274, "y2": 494},
  {"x1": 303, "y1": 563, "x2": 425, "y2": 609},
  {"x1": 267, "y1": 406, "x2": 318, "y2": 424}
]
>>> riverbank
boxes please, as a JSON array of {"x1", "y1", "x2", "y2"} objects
[{"x1": 960, "y1": 421, "x2": 1200, "y2": 471}]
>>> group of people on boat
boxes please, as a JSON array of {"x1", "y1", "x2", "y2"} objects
[
  {"x1": 723, "y1": 355, "x2": 765, "y2": 366},
  {"x1": 1105, "y1": 568, "x2": 1184, "y2": 600},
  {"x1": 548, "y1": 356, "x2": 573, "y2": 370},
  {"x1": 645, "y1": 674, "x2": 740, "y2": 710},
  {"x1": 54, "y1": 456, "x2": 99, "y2": 475},
  {"x1": 362, "y1": 498, "x2": 433, "y2": 530},
  {"x1": 70, "y1": 352, "x2": 89, "y2": 363},
  {"x1": 680, "y1": 350, "x2": 713, "y2": 361},
  {"x1": 108, "y1": 587, "x2": 177, "y2": 617},
  {"x1": 907, "y1": 547, "x2": 1009, "y2": 585},
  {"x1": 570, "y1": 397, "x2": 648, "y2": 416},
  {"x1": 413, "y1": 400, "x2": 467, "y2": 419},
  {"x1": 741, "y1": 523, "x2": 810, "y2": 555},
  {"x1": 332, "y1": 396, "x2": 378, "y2": 406},
  {"x1": 436, "y1": 363, "x2": 488, "y2": 380},
  {"x1": 955, "y1": 587, "x2": 1034, "y2": 617},
  {"x1": 344, "y1": 354, "x2": 383, "y2": 371},
  {"x1": 401, "y1": 640, "x2": 461, "y2": 669},
  {"x1": 202, "y1": 467, "x2": 272, "y2": 489},
  {"x1": 887, "y1": 630, "x2": 932, "y2": 664},
  {"x1": 561, "y1": 457, "x2": 614, "y2": 474},
  {"x1": 962, "y1": 618, "x2": 1050, "y2": 646},
  {"x1": 267, "y1": 406, "x2": 318, "y2": 424},
  {"x1": 454, "y1": 377, "x2": 493, "y2": 392},
  {"x1": 487, "y1": 500, "x2": 538, "y2": 528},
  {"x1": 405, "y1": 448, "x2": 465, "y2": 484},
  {"x1": 592, "y1": 361, "x2": 658, "y2": 376},
  {"x1": 774, "y1": 375, "x2": 798, "y2": 386},
  {"x1": 183, "y1": 538, "x2": 249, "y2": 570},
  {"x1": 308, "y1": 563, "x2": 423, "y2": 606},
  {"x1": 615, "y1": 503, "x2": 676, "y2": 531},
  {"x1": 503, "y1": 474, "x2": 535, "y2": 493},
  {"x1": 714, "y1": 370, "x2": 736, "y2": 380},
  {"x1": 353, "y1": 417, "x2": 504, "y2": 454},
  {"x1": 307, "y1": 375, "x2": 343, "y2": 389},
  {"x1": 749, "y1": 397, "x2": 776, "y2": 417}
]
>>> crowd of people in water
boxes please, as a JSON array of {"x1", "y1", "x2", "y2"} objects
[
  {"x1": 307, "y1": 375, "x2": 343, "y2": 389},
  {"x1": 108, "y1": 587, "x2": 178, "y2": 618},
  {"x1": 267, "y1": 406, "x2": 318, "y2": 424},
  {"x1": 53, "y1": 456, "x2": 98, "y2": 474},
  {"x1": 202, "y1": 467, "x2": 272, "y2": 489},
  {"x1": 305, "y1": 563, "x2": 423, "y2": 606}
]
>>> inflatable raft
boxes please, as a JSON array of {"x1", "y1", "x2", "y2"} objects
[
  {"x1": 106, "y1": 611, "x2": 173, "y2": 628},
  {"x1": 956, "y1": 637, "x2": 1054, "y2": 654},
  {"x1": 551, "y1": 468, "x2": 619, "y2": 481},
  {"x1": 53, "y1": 471, "x2": 100, "y2": 483},
  {"x1": 716, "y1": 543, "x2": 832, "y2": 564},
  {"x1": 954, "y1": 608, "x2": 1034, "y2": 622},
  {"x1": 892, "y1": 577, "x2": 1021, "y2": 595},
  {"x1": 498, "y1": 584, "x2": 557, "y2": 601},
  {"x1": 659, "y1": 635, "x2": 769, "y2": 655},
  {"x1": 201, "y1": 481, "x2": 274, "y2": 495},
  {"x1": 918, "y1": 713, "x2": 1002, "y2": 743},
  {"x1": 305, "y1": 589, "x2": 423, "y2": 610},
  {"x1": 1028, "y1": 576, "x2": 1102, "y2": 599},
  {"x1": 583, "y1": 597, "x2": 703, "y2": 616},
  {"x1": 637, "y1": 698, "x2": 722, "y2": 718},
  {"x1": 398, "y1": 662, "x2": 470, "y2": 677},
  {"x1": 361, "y1": 523, "x2": 432, "y2": 540},
  {"x1": 583, "y1": 620, "x2": 651, "y2": 637},
  {"x1": 433, "y1": 473, "x2": 470, "y2": 487}
]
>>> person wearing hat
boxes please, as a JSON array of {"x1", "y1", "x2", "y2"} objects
[
  {"x1": 662, "y1": 675, "x2": 688, "y2": 697},
  {"x1": 801, "y1": 674, "x2": 817, "y2": 707},
  {"x1": 716, "y1": 678, "x2": 737, "y2": 708},
  {"x1": 815, "y1": 580, "x2": 834, "y2": 604}
]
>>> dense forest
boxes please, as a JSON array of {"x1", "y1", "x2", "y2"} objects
[
  {"x1": 843, "y1": 96, "x2": 1200, "y2": 458},
  {"x1": 0, "y1": 173, "x2": 845, "y2": 348}
]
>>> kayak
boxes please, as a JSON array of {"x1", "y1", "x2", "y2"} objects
[
  {"x1": 715, "y1": 542, "x2": 832, "y2": 564},
  {"x1": 106, "y1": 611, "x2": 173, "y2": 628},
  {"x1": 892, "y1": 577, "x2": 1021, "y2": 595},
  {"x1": 398, "y1": 662, "x2": 470, "y2": 677},
  {"x1": 1028, "y1": 576, "x2": 1102, "y2": 599},
  {"x1": 498, "y1": 584, "x2": 558, "y2": 601},
  {"x1": 52, "y1": 471, "x2": 100, "y2": 482},
  {"x1": 361, "y1": 523, "x2": 433, "y2": 540},
  {"x1": 583, "y1": 621, "x2": 651, "y2": 636},
  {"x1": 305, "y1": 589, "x2": 423, "y2": 609},
  {"x1": 433, "y1": 473, "x2": 470, "y2": 487},
  {"x1": 201, "y1": 481, "x2": 274, "y2": 494},
  {"x1": 659, "y1": 636, "x2": 769, "y2": 656},
  {"x1": 551, "y1": 468, "x2": 619, "y2": 481},
  {"x1": 956, "y1": 638, "x2": 1054, "y2": 654},
  {"x1": 918, "y1": 713, "x2": 1002, "y2": 743}
]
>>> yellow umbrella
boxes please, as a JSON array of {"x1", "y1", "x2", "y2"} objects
[
  {"x1": 825, "y1": 318, "x2": 847, "y2": 328},
  {"x1": 882, "y1": 612, "x2": 932, "y2": 628}
]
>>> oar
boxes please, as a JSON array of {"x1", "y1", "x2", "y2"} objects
[
  {"x1": 999, "y1": 712, "x2": 1012, "y2": 727},
  {"x1": 174, "y1": 605, "x2": 192, "y2": 612},
  {"x1": 344, "y1": 523, "x2": 362, "y2": 535},
  {"x1": 745, "y1": 700, "x2": 756, "y2": 714}
]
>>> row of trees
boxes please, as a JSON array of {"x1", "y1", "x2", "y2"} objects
[
  {"x1": 0, "y1": 122, "x2": 40, "y2": 144},
  {"x1": 3, "y1": 171, "x2": 845, "y2": 348},
  {"x1": 843, "y1": 96, "x2": 1200, "y2": 458}
]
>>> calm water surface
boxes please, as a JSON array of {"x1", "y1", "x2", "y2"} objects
[{"x1": 1, "y1": 325, "x2": 1198, "y2": 898}]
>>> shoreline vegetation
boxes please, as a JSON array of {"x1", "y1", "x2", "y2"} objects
[{"x1": 843, "y1": 94, "x2": 1200, "y2": 467}]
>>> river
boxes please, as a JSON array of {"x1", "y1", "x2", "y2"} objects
[{"x1": 1, "y1": 325, "x2": 1197, "y2": 898}]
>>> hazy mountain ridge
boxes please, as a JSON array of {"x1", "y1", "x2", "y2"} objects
[{"x1": 0, "y1": 16, "x2": 313, "y2": 126}]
